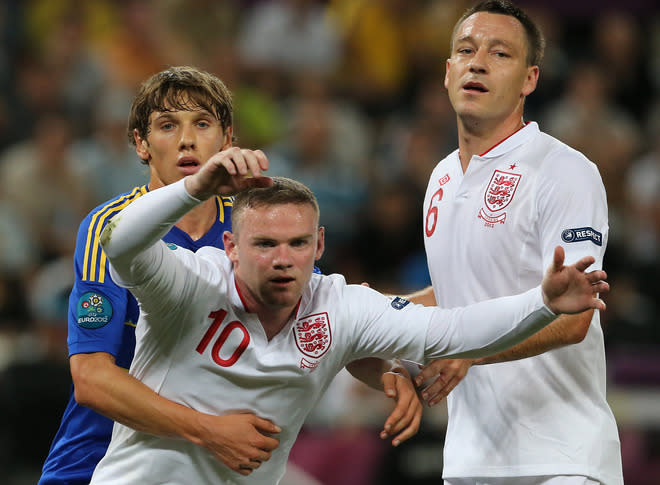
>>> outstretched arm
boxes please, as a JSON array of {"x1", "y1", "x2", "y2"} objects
[
  {"x1": 423, "y1": 245, "x2": 608, "y2": 361},
  {"x1": 416, "y1": 246, "x2": 607, "y2": 405}
]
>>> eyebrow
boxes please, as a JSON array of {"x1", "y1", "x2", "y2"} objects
[
  {"x1": 153, "y1": 108, "x2": 214, "y2": 120},
  {"x1": 455, "y1": 35, "x2": 515, "y2": 50},
  {"x1": 252, "y1": 233, "x2": 314, "y2": 243}
]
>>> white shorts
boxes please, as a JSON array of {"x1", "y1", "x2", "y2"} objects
[{"x1": 445, "y1": 476, "x2": 601, "y2": 485}]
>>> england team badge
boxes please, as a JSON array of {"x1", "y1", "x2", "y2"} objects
[
  {"x1": 478, "y1": 169, "x2": 521, "y2": 224},
  {"x1": 294, "y1": 312, "x2": 332, "y2": 363}
]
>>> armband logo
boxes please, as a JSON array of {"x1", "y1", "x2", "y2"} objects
[
  {"x1": 561, "y1": 227, "x2": 602, "y2": 246},
  {"x1": 391, "y1": 297, "x2": 411, "y2": 310},
  {"x1": 166, "y1": 243, "x2": 178, "y2": 250},
  {"x1": 76, "y1": 291, "x2": 113, "y2": 329}
]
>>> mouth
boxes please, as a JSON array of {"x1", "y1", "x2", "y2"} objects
[
  {"x1": 270, "y1": 276, "x2": 295, "y2": 287},
  {"x1": 177, "y1": 156, "x2": 200, "y2": 168},
  {"x1": 462, "y1": 81, "x2": 488, "y2": 93},
  {"x1": 177, "y1": 156, "x2": 201, "y2": 175}
]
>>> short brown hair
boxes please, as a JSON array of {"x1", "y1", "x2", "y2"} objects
[
  {"x1": 452, "y1": 0, "x2": 545, "y2": 67},
  {"x1": 231, "y1": 177, "x2": 320, "y2": 234},
  {"x1": 128, "y1": 66, "x2": 234, "y2": 163}
]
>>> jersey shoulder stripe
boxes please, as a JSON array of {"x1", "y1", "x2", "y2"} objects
[
  {"x1": 215, "y1": 195, "x2": 234, "y2": 223},
  {"x1": 81, "y1": 186, "x2": 148, "y2": 283}
]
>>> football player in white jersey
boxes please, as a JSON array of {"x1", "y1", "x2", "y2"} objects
[
  {"x1": 90, "y1": 148, "x2": 608, "y2": 485},
  {"x1": 400, "y1": 1, "x2": 623, "y2": 484},
  {"x1": 40, "y1": 66, "x2": 422, "y2": 485}
]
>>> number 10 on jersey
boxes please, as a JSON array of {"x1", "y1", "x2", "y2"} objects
[{"x1": 196, "y1": 309, "x2": 250, "y2": 367}]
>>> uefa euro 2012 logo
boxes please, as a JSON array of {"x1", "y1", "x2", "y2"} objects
[{"x1": 76, "y1": 291, "x2": 113, "y2": 329}]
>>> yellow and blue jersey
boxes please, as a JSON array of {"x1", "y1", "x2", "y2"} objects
[{"x1": 38, "y1": 185, "x2": 233, "y2": 485}]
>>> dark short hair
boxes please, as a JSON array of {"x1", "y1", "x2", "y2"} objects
[
  {"x1": 231, "y1": 177, "x2": 320, "y2": 234},
  {"x1": 128, "y1": 66, "x2": 234, "y2": 163},
  {"x1": 452, "y1": 0, "x2": 545, "y2": 67}
]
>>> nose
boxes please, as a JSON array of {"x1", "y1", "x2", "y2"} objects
[
  {"x1": 179, "y1": 123, "x2": 196, "y2": 150},
  {"x1": 468, "y1": 48, "x2": 488, "y2": 74},
  {"x1": 272, "y1": 245, "x2": 293, "y2": 269}
]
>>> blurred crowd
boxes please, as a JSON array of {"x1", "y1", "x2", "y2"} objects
[{"x1": 0, "y1": 0, "x2": 659, "y2": 483}]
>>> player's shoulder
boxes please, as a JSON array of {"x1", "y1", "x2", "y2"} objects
[
  {"x1": 536, "y1": 130, "x2": 595, "y2": 167},
  {"x1": 432, "y1": 148, "x2": 459, "y2": 171},
  {"x1": 80, "y1": 186, "x2": 148, "y2": 231},
  {"x1": 195, "y1": 245, "x2": 228, "y2": 262},
  {"x1": 74, "y1": 185, "x2": 148, "y2": 262},
  {"x1": 534, "y1": 130, "x2": 601, "y2": 181},
  {"x1": 301, "y1": 272, "x2": 347, "y2": 305},
  {"x1": 187, "y1": 245, "x2": 233, "y2": 282},
  {"x1": 307, "y1": 272, "x2": 385, "y2": 305}
]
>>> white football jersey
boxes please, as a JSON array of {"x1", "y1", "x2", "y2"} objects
[
  {"x1": 90, "y1": 179, "x2": 560, "y2": 485},
  {"x1": 423, "y1": 122, "x2": 622, "y2": 484}
]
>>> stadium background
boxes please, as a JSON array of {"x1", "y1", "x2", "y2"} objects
[{"x1": 0, "y1": 0, "x2": 658, "y2": 483}]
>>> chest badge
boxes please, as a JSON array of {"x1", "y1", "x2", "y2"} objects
[
  {"x1": 478, "y1": 169, "x2": 521, "y2": 225},
  {"x1": 294, "y1": 312, "x2": 332, "y2": 361}
]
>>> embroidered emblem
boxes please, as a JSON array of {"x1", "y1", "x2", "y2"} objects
[
  {"x1": 478, "y1": 170, "x2": 522, "y2": 225},
  {"x1": 391, "y1": 297, "x2": 411, "y2": 310},
  {"x1": 294, "y1": 312, "x2": 331, "y2": 359},
  {"x1": 439, "y1": 173, "x2": 450, "y2": 186},
  {"x1": 300, "y1": 358, "x2": 320, "y2": 370},
  {"x1": 561, "y1": 227, "x2": 603, "y2": 246},
  {"x1": 76, "y1": 291, "x2": 113, "y2": 329},
  {"x1": 166, "y1": 243, "x2": 178, "y2": 250}
]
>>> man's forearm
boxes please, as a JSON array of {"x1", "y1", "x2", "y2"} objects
[
  {"x1": 71, "y1": 353, "x2": 206, "y2": 444},
  {"x1": 473, "y1": 311, "x2": 593, "y2": 365},
  {"x1": 346, "y1": 358, "x2": 403, "y2": 391}
]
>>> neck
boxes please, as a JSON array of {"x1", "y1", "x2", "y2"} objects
[
  {"x1": 259, "y1": 307, "x2": 297, "y2": 341},
  {"x1": 456, "y1": 114, "x2": 525, "y2": 173},
  {"x1": 175, "y1": 198, "x2": 217, "y2": 241},
  {"x1": 235, "y1": 278, "x2": 298, "y2": 341}
]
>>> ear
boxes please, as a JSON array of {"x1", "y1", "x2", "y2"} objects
[
  {"x1": 522, "y1": 65, "x2": 539, "y2": 97},
  {"x1": 134, "y1": 129, "x2": 151, "y2": 162},
  {"x1": 223, "y1": 231, "x2": 238, "y2": 264},
  {"x1": 444, "y1": 58, "x2": 451, "y2": 89},
  {"x1": 222, "y1": 126, "x2": 234, "y2": 150},
  {"x1": 315, "y1": 226, "x2": 325, "y2": 261}
]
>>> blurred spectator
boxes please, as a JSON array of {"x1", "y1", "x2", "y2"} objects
[
  {"x1": 237, "y1": 0, "x2": 341, "y2": 97},
  {"x1": 23, "y1": 0, "x2": 110, "y2": 137},
  {"x1": 267, "y1": 74, "x2": 371, "y2": 272},
  {"x1": 328, "y1": 0, "x2": 469, "y2": 117},
  {"x1": 375, "y1": 76, "x2": 456, "y2": 190},
  {"x1": 623, "y1": 107, "x2": 660, "y2": 272},
  {"x1": 71, "y1": 87, "x2": 147, "y2": 205},
  {"x1": 352, "y1": 180, "x2": 429, "y2": 294},
  {"x1": 328, "y1": 0, "x2": 419, "y2": 116},
  {"x1": 602, "y1": 103, "x2": 660, "y2": 348},
  {"x1": 591, "y1": 11, "x2": 654, "y2": 122},
  {"x1": 542, "y1": 61, "x2": 641, "y2": 243},
  {"x1": 91, "y1": 0, "x2": 192, "y2": 88},
  {"x1": 0, "y1": 111, "x2": 93, "y2": 261}
]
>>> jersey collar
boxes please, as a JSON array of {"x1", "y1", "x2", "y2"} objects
[{"x1": 478, "y1": 121, "x2": 539, "y2": 159}]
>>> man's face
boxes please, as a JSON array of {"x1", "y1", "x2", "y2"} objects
[
  {"x1": 445, "y1": 12, "x2": 538, "y2": 127},
  {"x1": 135, "y1": 103, "x2": 232, "y2": 189},
  {"x1": 224, "y1": 203, "x2": 324, "y2": 311}
]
